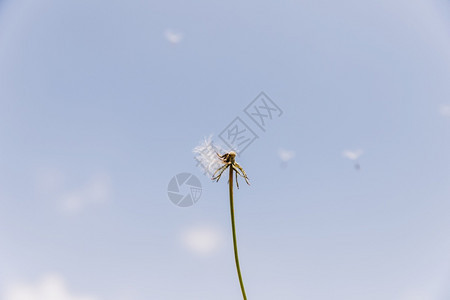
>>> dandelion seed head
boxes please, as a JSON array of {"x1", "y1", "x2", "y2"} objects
[{"x1": 193, "y1": 136, "x2": 225, "y2": 176}]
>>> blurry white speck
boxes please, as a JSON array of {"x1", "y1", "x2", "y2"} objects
[
  {"x1": 164, "y1": 29, "x2": 183, "y2": 44},
  {"x1": 278, "y1": 148, "x2": 295, "y2": 162},
  {"x1": 342, "y1": 149, "x2": 363, "y2": 160},
  {"x1": 439, "y1": 105, "x2": 450, "y2": 117},
  {"x1": 181, "y1": 226, "x2": 222, "y2": 255}
]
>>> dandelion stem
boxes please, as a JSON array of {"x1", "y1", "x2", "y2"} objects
[{"x1": 229, "y1": 167, "x2": 247, "y2": 300}]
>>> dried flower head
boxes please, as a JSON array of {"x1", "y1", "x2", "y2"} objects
[{"x1": 212, "y1": 151, "x2": 250, "y2": 189}]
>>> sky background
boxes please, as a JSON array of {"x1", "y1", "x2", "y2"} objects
[{"x1": 1, "y1": 0, "x2": 450, "y2": 299}]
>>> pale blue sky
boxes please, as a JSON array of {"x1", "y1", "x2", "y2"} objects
[{"x1": 1, "y1": 0, "x2": 450, "y2": 299}]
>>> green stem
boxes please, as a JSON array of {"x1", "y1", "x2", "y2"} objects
[{"x1": 229, "y1": 167, "x2": 247, "y2": 300}]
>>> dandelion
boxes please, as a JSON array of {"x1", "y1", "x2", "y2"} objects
[
  {"x1": 213, "y1": 151, "x2": 250, "y2": 300},
  {"x1": 193, "y1": 137, "x2": 250, "y2": 299}
]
